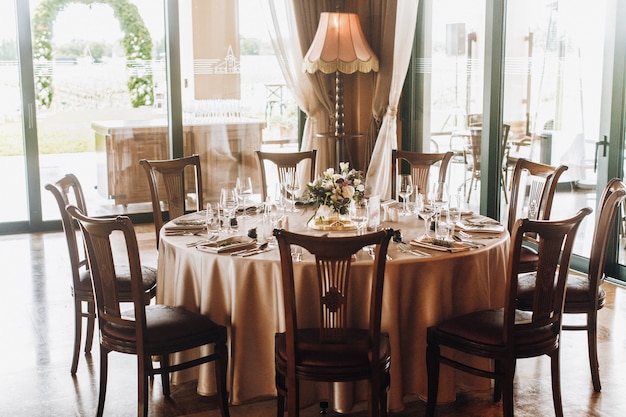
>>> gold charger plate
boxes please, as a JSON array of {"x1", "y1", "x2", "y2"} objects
[{"x1": 307, "y1": 218, "x2": 357, "y2": 231}]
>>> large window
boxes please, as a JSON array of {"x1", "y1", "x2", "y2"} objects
[{"x1": 1, "y1": 0, "x2": 297, "y2": 232}]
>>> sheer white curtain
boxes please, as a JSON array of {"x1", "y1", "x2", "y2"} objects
[
  {"x1": 365, "y1": 0, "x2": 418, "y2": 199},
  {"x1": 261, "y1": 0, "x2": 333, "y2": 178}
]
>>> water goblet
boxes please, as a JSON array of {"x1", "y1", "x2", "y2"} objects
[
  {"x1": 220, "y1": 188, "x2": 238, "y2": 233},
  {"x1": 446, "y1": 193, "x2": 462, "y2": 238},
  {"x1": 235, "y1": 176, "x2": 253, "y2": 218},
  {"x1": 397, "y1": 174, "x2": 414, "y2": 216},
  {"x1": 350, "y1": 199, "x2": 369, "y2": 235},
  {"x1": 416, "y1": 193, "x2": 434, "y2": 239},
  {"x1": 205, "y1": 202, "x2": 220, "y2": 237},
  {"x1": 282, "y1": 173, "x2": 300, "y2": 213}
]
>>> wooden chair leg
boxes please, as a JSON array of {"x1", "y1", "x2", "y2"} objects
[
  {"x1": 214, "y1": 342, "x2": 230, "y2": 417},
  {"x1": 138, "y1": 355, "x2": 149, "y2": 417},
  {"x1": 85, "y1": 301, "x2": 95, "y2": 353},
  {"x1": 587, "y1": 313, "x2": 602, "y2": 392},
  {"x1": 550, "y1": 350, "x2": 564, "y2": 417},
  {"x1": 96, "y1": 347, "x2": 109, "y2": 417},
  {"x1": 380, "y1": 374, "x2": 389, "y2": 417},
  {"x1": 493, "y1": 360, "x2": 502, "y2": 402},
  {"x1": 276, "y1": 373, "x2": 285, "y2": 417},
  {"x1": 501, "y1": 368, "x2": 515, "y2": 417},
  {"x1": 368, "y1": 377, "x2": 381, "y2": 417},
  {"x1": 425, "y1": 343, "x2": 440, "y2": 417},
  {"x1": 286, "y1": 377, "x2": 300, "y2": 417},
  {"x1": 71, "y1": 299, "x2": 82, "y2": 375},
  {"x1": 160, "y1": 354, "x2": 170, "y2": 398}
]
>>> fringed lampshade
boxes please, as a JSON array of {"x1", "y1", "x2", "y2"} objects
[
  {"x1": 303, "y1": 12, "x2": 378, "y2": 143},
  {"x1": 303, "y1": 12, "x2": 379, "y2": 75}
]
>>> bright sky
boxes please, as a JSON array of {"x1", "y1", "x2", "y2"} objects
[
  {"x1": 44, "y1": 0, "x2": 267, "y2": 43},
  {"x1": 0, "y1": 0, "x2": 268, "y2": 42}
]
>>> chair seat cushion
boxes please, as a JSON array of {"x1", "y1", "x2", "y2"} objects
[
  {"x1": 517, "y1": 273, "x2": 606, "y2": 312},
  {"x1": 517, "y1": 246, "x2": 539, "y2": 272},
  {"x1": 76, "y1": 264, "x2": 157, "y2": 298},
  {"x1": 433, "y1": 308, "x2": 556, "y2": 348},
  {"x1": 102, "y1": 305, "x2": 226, "y2": 352},
  {"x1": 275, "y1": 329, "x2": 390, "y2": 371}
]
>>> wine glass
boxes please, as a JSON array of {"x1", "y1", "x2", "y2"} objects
[
  {"x1": 235, "y1": 177, "x2": 253, "y2": 218},
  {"x1": 397, "y1": 174, "x2": 414, "y2": 216},
  {"x1": 205, "y1": 202, "x2": 220, "y2": 237},
  {"x1": 416, "y1": 193, "x2": 434, "y2": 239},
  {"x1": 350, "y1": 199, "x2": 369, "y2": 235},
  {"x1": 220, "y1": 188, "x2": 238, "y2": 233},
  {"x1": 446, "y1": 192, "x2": 462, "y2": 239},
  {"x1": 282, "y1": 172, "x2": 300, "y2": 213}
]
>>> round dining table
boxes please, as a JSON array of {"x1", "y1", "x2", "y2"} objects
[{"x1": 155, "y1": 204, "x2": 509, "y2": 412}]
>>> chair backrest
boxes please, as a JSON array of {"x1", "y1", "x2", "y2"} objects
[
  {"x1": 139, "y1": 154, "x2": 203, "y2": 246},
  {"x1": 274, "y1": 228, "x2": 393, "y2": 361},
  {"x1": 504, "y1": 207, "x2": 591, "y2": 344},
  {"x1": 507, "y1": 158, "x2": 568, "y2": 233},
  {"x1": 66, "y1": 206, "x2": 148, "y2": 343},
  {"x1": 587, "y1": 179, "x2": 626, "y2": 296},
  {"x1": 45, "y1": 174, "x2": 89, "y2": 289},
  {"x1": 391, "y1": 150, "x2": 453, "y2": 200},
  {"x1": 466, "y1": 124, "x2": 510, "y2": 174},
  {"x1": 255, "y1": 150, "x2": 317, "y2": 202}
]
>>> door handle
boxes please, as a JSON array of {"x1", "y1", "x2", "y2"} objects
[{"x1": 594, "y1": 135, "x2": 609, "y2": 172}]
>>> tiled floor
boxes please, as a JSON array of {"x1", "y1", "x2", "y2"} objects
[{"x1": 1, "y1": 224, "x2": 626, "y2": 416}]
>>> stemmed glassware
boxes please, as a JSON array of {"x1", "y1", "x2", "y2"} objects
[
  {"x1": 350, "y1": 199, "x2": 369, "y2": 235},
  {"x1": 446, "y1": 192, "x2": 462, "y2": 240},
  {"x1": 416, "y1": 193, "x2": 434, "y2": 239},
  {"x1": 235, "y1": 177, "x2": 253, "y2": 218},
  {"x1": 205, "y1": 202, "x2": 220, "y2": 237},
  {"x1": 220, "y1": 188, "x2": 238, "y2": 233},
  {"x1": 282, "y1": 171, "x2": 300, "y2": 213},
  {"x1": 397, "y1": 174, "x2": 414, "y2": 216}
]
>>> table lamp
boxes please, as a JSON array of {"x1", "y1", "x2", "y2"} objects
[{"x1": 303, "y1": 11, "x2": 379, "y2": 167}]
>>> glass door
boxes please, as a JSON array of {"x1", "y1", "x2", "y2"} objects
[
  {"x1": 0, "y1": 0, "x2": 28, "y2": 223},
  {"x1": 29, "y1": 0, "x2": 169, "y2": 220},
  {"x1": 503, "y1": 0, "x2": 608, "y2": 262},
  {"x1": 411, "y1": 0, "x2": 486, "y2": 213}
]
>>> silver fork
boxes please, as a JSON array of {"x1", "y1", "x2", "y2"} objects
[
  {"x1": 397, "y1": 242, "x2": 431, "y2": 257},
  {"x1": 186, "y1": 234, "x2": 219, "y2": 247}
]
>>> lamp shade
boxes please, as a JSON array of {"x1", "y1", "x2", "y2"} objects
[{"x1": 303, "y1": 12, "x2": 379, "y2": 75}]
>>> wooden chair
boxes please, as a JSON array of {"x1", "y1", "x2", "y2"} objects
[
  {"x1": 255, "y1": 150, "x2": 317, "y2": 202},
  {"x1": 390, "y1": 150, "x2": 453, "y2": 200},
  {"x1": 66, "y1": 206, "x2": 230, "y2": 417},
  {"x1": 466, "y1": 124, "x2": 510, "y2": 203},
  {"x1": 139, "y1": 154, "x2": 203, "y2": 248},
  {"x1": 426, "y1": 207, "x2": 592, "y2": 417},
  {"x1": 517, "y1": 178, "x2": 626, "y2": 392},
  {"x1": 45, "y1": 174, "x2": 157, "y2": 375},
  {"x1": 273, "y1": 228, "x2": 394, "y2": 417},
  {"x1": 507, "y1": 158, "x2": 568, "y2": 273}
]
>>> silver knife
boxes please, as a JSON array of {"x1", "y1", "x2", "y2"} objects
[{"x1": 240, "y1": 248, "x2": 272, "y2": 257}]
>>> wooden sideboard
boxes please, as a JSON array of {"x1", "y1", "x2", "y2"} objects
[{"x1": 93, "y1": 118, "x2": 265, "y2": 205}]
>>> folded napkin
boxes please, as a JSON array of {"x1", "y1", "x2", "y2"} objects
[
  {"x1": 195, "y1": 236, "x2": 255, "y2": 254},
  {"x1": 456, "y1": 216, "x2": 505, "y2": 233},
  {"x1": 410, "y1": 237, "x2": 470, "y2": 253},
  {"x1": 164, "y1": 224, "x2": 205, "y2": 235}
]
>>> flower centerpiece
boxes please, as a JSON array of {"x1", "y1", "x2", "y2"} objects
[{"x1": 307, "y1": 162, "x2": 365, "y2": 227}]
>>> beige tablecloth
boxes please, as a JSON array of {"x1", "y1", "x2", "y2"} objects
[{"x1": 156, "y1": 207, "x2": 509, "y2": 412}]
